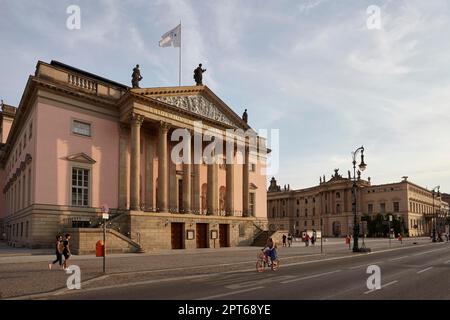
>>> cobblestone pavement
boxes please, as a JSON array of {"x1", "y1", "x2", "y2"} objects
[{"x1": 0, "y1": 237, "x2": 432, "y2": 299}]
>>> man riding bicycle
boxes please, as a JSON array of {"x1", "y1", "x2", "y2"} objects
[{"x1": 262, "y1": 238, "x2": 278, "y2": 265}]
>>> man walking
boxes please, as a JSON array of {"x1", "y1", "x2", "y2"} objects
[
  {"x1": 282, "y1": 234, "x2": 287, "y2": 247},
  {"x1": 287, "y1": 233, "x2": 292, "y2": 247}
]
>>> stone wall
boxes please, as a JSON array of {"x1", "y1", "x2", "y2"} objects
[
  {"x1": 65, "y1": 228, "x2": 140, "y2": 255},
  {"x1": 128, "y1": 211, "x2": 268, "y2": 251}
]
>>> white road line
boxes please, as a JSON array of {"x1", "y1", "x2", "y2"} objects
[
  {"x1": 280, "y1": 270, "x2": 342, "y2": 284},
  {"x1": 389, "y1": 255, "x2": 409, "y2": 261},
  {"x1": 412, "y1": 248, "x2": 445, "y2": 256},
  {"x1": 364, "y1": 280, "x2": 398, "y2": 294},
  {"x1": 417, "y1": 267, "x2": 433, "y2": 274},
  {"x1": 196, "y1": 286, "x2": 264, "y2": 300},
  {"x1": 348, "y1": 261, "x2": 384, "y2": 269}
]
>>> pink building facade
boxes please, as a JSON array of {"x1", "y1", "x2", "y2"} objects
[{"x1": 0, "y1": 61, "x2": 268, "y2": 252}]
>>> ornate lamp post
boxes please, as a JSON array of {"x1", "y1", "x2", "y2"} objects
[
  {"x1": 351, "y1": 146, "x2": 367, "y2": 252},
  {"x1": 431, "y1": 186, "x2": 440, "y2": 242}
]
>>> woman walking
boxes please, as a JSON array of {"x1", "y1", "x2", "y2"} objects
[
  {"x1": 48, "y1": 235, "x2": 63, "y2": 270},
  {"x1": 62, "y1": 234, "x2": 72, "y2": 270}
]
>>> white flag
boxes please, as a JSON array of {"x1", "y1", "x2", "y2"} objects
[{"x1": 159, "y1": 24, "x2": 181, "y2": 48}]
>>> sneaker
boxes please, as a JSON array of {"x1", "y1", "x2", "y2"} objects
[{"x1": 48, "y1": 264, "x2": 52, "y2": 270}]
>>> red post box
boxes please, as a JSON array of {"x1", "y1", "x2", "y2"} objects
[{"x1": 96, "y1": 240, "x2": 104, "y2": 257}]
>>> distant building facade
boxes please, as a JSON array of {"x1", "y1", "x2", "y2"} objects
[
  {"x1": 267, "y1": 172, "x2": 448, "y2": 237},
  {"x1": 0, "y1": 60, "x2": 268, "y2": 251}
]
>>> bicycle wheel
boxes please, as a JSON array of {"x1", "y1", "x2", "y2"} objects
[
  {"x1": 271, "y1": 259, "x2": 279, "y2": 271},
  {"x1": 256, "y1": 260, "x2": 265, "y2": 272}
]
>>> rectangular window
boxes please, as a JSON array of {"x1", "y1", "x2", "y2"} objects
[
  {"x1": 19, "y1": 141, "x2": 22, "y2": 156},
  {"x1": 72, "y1": 120, "x2": 91, "y2": 137},
  {"x1": 249, "y1": 193, "x2": 255, "y2": 216},
  {"x1": 23, "y1": 135, "x2": 26, "y2": 148},
  {"x1": 71, "y1": 168, "x2": 90, "y2": 207},
  {"x1": 22, "y1": 174, "x2": 26, "y2": 208},
  {"x1": 368, "y1": 204, "x2": 373, "y2": 214},
  {"x1": 305, "y1": 208, "x2": 308, "y2": 217},
  {"x1": 20, "y1": 222, "x2": 23, "y2": 237},
  {"x1": 250, "y1": 163, "x2": 256, "y2": 172},
  {"x1": 28, "y1": 168, "x2": 32, "y2": 206},
  {"x1": 393, "y1": 202, "x2": 400, "y2": 213},
  {"x1": 380, "y1": 203, "x2": 386, "y2": 213},
  {"x1": 29, "y1": 122, "x2": 33, "y2": 140},
  {"x1": 26, "y1": 221, "x2": 29, "y2": 238}
]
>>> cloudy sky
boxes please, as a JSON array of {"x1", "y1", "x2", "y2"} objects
[{"x1": 1, "y1": 0, "x2": 449, "y2": 192}]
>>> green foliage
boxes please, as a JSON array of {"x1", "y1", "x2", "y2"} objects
[{"x1": 365, "y1": 213, "x2": 406, "y2": 237}]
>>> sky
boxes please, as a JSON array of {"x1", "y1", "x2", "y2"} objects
[{"x1": 0, "y1": 0, "x2": 449, "y2": 192}]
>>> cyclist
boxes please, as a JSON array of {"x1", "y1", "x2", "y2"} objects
[{"x1": 263, "y1": 237, "x2": 278, "y2": 266}]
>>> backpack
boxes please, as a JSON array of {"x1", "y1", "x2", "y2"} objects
[{"x1": 58, "y1": 241, "x2": 65, "y2": 252}]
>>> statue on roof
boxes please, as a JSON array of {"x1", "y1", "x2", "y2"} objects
[
  {"x1": 194, "y1": 63, "x2": 206, "y2": 86},
  {"x1": 131, "y1": 64, "x2": 143, "y2": 88},
  {"x1": 242, "y1": 109, "x2": 248, "y2": 123}
]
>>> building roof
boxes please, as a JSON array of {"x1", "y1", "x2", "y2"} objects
[{"x1": 49, "y1": 60, "x2": 129, "y2": 90}]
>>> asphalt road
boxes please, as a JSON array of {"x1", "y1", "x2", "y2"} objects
[{"x1": 46, "y1": 241, "x2": 450, "y2": 300}]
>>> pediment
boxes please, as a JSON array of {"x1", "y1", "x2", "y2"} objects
[
  {"x1": 132, "y1": 86, "x2": 248, "y2": 129},
  {"x1": 249, "y1": 183, "x2": 258, "y2": 190},
  {"x1": 66, "y1": 152, "x2": 96, "y2": 164}
]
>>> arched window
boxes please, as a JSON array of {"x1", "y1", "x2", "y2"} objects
[{"x1": 336, "y1": 192, "x2": 341, "y2": 199}]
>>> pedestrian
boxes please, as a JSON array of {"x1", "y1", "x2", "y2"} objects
[
  {"x1": 48, "y1": 235, "x2": 63, "y2": 270},
  {"x1": 304, "y1": 234, "x2": 310, "y2": 247},
  {"x1": 282, "y1": 234, "x2": 287, "y2": 247},
  {"x1": 62, "y1": 233, "x2": 72, "y2": 270},
  {"x1": 311, "y1": 234, "x2": 316, "y2": 245},
  {"x1": 287, "y1": 233, "x2": 292, "y2": 247}
]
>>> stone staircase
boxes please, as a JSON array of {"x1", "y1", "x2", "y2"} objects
[{"x1": 252, "y1": 229, "x2": 290, "y2": 247}]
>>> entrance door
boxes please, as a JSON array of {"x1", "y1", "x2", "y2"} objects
[
  {"x1": 196, "y1": 223, "x2": 208, "y2": 248},
  {"x1": 171, "y1": 223, "x2": 184, "y2": 249},
  {"x1": 219, "y1": 224, "x2": 229, "y2": 247}
]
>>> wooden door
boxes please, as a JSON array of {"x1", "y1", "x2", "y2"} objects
[
  {"x1": 171, "y1": 223, "x2": 183, "y2": 249},
  {"x1": 196, "y1": 223, "x2": 207, "y2": 248},
  {"x1": 219, "y1": 224, "x2": 229, "y2": 247}
]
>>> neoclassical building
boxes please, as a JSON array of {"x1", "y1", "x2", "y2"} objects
[
  {"x1": 0, "y1": 60, "x2": 268, "y2": 252},
  {"x1": 267, "y1": 171, "x2": 448, "y2": 237}
]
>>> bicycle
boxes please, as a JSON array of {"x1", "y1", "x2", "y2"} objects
[{"x1": 256, "y1": 250, "x2": 279, "y2": 272}]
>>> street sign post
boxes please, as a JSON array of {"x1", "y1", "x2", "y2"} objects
[{"x1": 101, "y1": 204, "x2": 109, "y2": 273}]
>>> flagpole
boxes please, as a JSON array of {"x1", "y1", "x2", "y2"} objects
[{"x1": 179, "y1": 20, "x2": 182, "y2": 86}]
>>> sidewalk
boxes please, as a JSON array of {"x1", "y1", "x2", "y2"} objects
[{"x1": 0, "y1": 237, "x2": 434, "y2": 299}]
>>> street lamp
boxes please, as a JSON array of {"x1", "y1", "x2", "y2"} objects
[
  {"x1": 431, "y1": 186, "x2": 440, "y2": 242},
  {"x1": 351, "y1": 146, "x2": 369, "y2": 253}
]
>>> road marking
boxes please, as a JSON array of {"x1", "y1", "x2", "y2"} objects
[
  {"x1": 412, "y1": 248, "x2": 445, "y2": 256},
  {"x1": 280, "y1": 270, "x2": 342, "y2": 284},
  {"x1": 196, "y1": 286, "x2": 264, "y2": 300},
  {"x1": 364, "y1": 280, "x2": 398, "y2": 294},
  {"x1": 389, "y1": 255, "x2": 409, "y2": 261},
  {"x1": 349, "y1": 261, "x2": 383, "y2": 270},
  {"x1": 417, "y1": 267, "x2": 433, "y2": 274}
]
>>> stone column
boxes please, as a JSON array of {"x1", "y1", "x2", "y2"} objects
[
  {"x1": 225, "y1": 163, "x2": 234, "y2": 216},
  {"x1": 207, "y1": 162, "x2": 218, "y2": 215},
  {"x1": 118, "y1": 125, "x2": 129, "y2": 209},
  {"x1": 129, "y1": 113, "x2": 144, "y2": 211},
  {"x1": 169, "y1": 145, "x2": 177, "y2": 212},
  {"x1": 182, "y1": 135, "x2": 192, "y2": 213},
  {"x1": 242, "y1": 146, "x2": 249, "y2": 217},
  {"x1": 157, "y1": 121, "x2": 170, "y2": 212},
  {"x1": 145, "y1": 135, "x2": 154, "y2": 211},
  {"x1": 193, "y1": 163, "x2": 200, "y2": 214}
]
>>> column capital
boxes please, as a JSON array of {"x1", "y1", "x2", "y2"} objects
[
  {"x1": 129, "y1": 112, "x2": 145, "y2": 126},
  {"x1": 159, "y1": 121, "x2": 171, "y2": 132}
]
